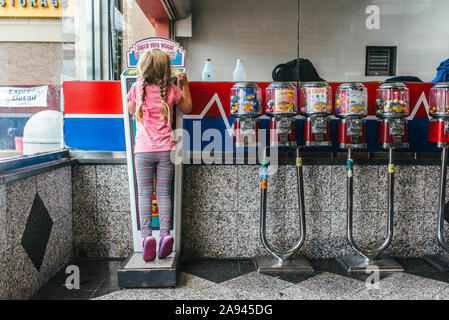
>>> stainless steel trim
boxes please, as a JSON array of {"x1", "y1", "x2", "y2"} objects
[{"x1": 0, "y1": 149, "x2": 70, "y2": 174}]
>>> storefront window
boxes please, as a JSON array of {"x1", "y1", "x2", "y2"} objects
[{"x1": 0, "y1": 0, "x2": 124, "y2": 161}]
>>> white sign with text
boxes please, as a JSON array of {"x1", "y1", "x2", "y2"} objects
[{"x1": 0, "y1": 86, "x2": 48, "y2": 107}]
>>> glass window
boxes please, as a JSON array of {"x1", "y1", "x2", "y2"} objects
[{"x1": 0, "y1": 0, "x2": 124, "y2": 161}]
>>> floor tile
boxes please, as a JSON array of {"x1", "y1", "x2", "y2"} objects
[
  {"x1": 352, "y1": 272, "x2": 449, "y2": 300},
  {"x1": 277, "y1": 272, "x2": 366, "y2": 300},
  {"x1": 32, "y1": 259, "x2": 125, "y2": 300},
  {"x1": 32, "y1": 257, "x2": 449, "y2": 301},
  {"x1": 174, "y1": 285, "x2": 241, "y2": 300},
  {"x1": 311, "y1": 258, "x2": 393, "y2": 282},
  {"x1": 220, "y1": 272, "x2": 293, "y2": 299},
  {"x1": 433, "y1": 287, "x2": 449, "y2": 300},
  {"x1": 93, "y1": 289, "x2": 170, "y2": 300},
  {"x1": 153, "y1": 272, "x2": 217, "y2": 300},
  {"x1": 180, "y1": 258, "x2": 255, "y2": 283}
]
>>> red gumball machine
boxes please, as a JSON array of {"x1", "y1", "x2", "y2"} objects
[
  {"x1": 425, "y1": 82, "x2": 449, "y2": 271},
  {"x1": 256, "y1": 82, "x2": 313, "y2": 273},
  {"x1": 230, "y1": 82, "x2": 262, "y2": 148},
  {"x1": 428, "y1": 83, "x2": 449, "y2": 147},
  {"x1": 375, "y1": 83, "x2": 410, "y2": 149},
  {"x1": 335, "y1": 83, "x2": 368, "y2": 149},
  {"x1": 337, "y1": 83, "x2": 409, "y2": 274},
  {"x1": 265, "y1": 82, "x2": 297, "y2": 147},
  {"x1": 299, "y1": 82, "x2": 332, "y2": 147}
]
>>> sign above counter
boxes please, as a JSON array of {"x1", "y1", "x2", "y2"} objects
[{"x1": 0, "y1": 0, "x2": 72, "y2": 18}]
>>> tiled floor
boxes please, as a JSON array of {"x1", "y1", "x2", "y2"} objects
[{"x1": 32, "y1": 257, "x2": 449, "y2": 300}]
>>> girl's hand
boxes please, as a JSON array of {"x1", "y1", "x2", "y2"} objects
[{"x1": 177, "y1": 72, "x2": 188, "y2": 83}]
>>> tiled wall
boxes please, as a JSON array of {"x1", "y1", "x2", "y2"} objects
[
  {"x1": 0, "y1": 166, "x2": 72, "y2": 300},
  {"x1": 179, "y1": 0, "x2": 298, "y2": 81},
  {"x1": 72, "y1": 165, "x2": 133, "y2": 258},
  {"x1": 182, "y1": 164, "x2": 449, "y2": 258},
  {"x1": 71, "y1": 163, "x2": 449, "y2": 259},
  {"x1": 180, "y1": 0, "x2": 449, "y2": 82},
  {"x1": 300, "y1": 0, "x2": 449, "y2": 82}
]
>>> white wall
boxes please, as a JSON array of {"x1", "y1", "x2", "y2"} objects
[
  {"x1": 301, "y1": 0, "x2": 449, "y2": 82},
  {"x1": 178, "y1": 0, "x2": 299, "y2": 81},
  {"x1": 179, "y1": 0, "x2": 449, "y2": 82}
]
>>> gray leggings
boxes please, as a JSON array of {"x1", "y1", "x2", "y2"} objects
[{"x1": 135, "y1": 151, "x2": 174, "y2": 237}]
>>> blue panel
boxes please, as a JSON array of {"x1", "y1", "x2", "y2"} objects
[{"x1": 64, "y1": 118, "x2": 126, "y2": 151}]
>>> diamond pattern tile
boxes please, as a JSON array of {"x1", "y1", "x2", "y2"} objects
[
  {"x1": 21, "y1": 193, "x2": 53, "y2": 272},
  {"x1": 31, "y1": 257, "x2": 449, "y2": 300}
]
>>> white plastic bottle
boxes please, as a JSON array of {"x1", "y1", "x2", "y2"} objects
[
  {"x1": 202, "y1": 59, "x2": 215, "y2": 81},
  {"x1": 233, "y1": 59, "x2": 246, "y2": 81}
]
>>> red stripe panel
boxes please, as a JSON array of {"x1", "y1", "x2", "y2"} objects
[
  {"x1": 64, "y1": 81, "x2": 123, "y2": 115},
  {"x1": 62, "y1": 81, "x2": 435, "y2": 118},
  {"x1": 189, "y1": 82, "x2": 436, "y2": 118}
]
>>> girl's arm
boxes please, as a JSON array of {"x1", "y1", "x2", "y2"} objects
[
  {"x1": 176, "y1": 73, "x2": 193, "y2": 114},
  {"x1": 128, "y1": 102, "x2": 136, "y2": 115}
]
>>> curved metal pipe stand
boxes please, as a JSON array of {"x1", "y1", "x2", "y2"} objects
[
  {"x1": 336, "y1": 148, "x2": 404, "y2": 273},
  {"x1": 255, "y1": 147, "x2": 314, "y2": 273},
  {"x1": 424, "y1": 147, "x2": 449, "y2": 271}
]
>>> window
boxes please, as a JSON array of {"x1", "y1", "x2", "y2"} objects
[{"x1": 0, "y1": 0, "x2": 124, "y2": 161}]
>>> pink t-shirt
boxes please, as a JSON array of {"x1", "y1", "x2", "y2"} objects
[{"x1": 127, "y1": 81, "x2": 183, "y2": 153}]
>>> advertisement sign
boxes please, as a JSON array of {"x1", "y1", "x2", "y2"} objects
[
  {"x1": 0, "y1": 0, "x2": 73, "y2": 18},
  {"x1": 0, "y1": 86, "x2": 48, "y2": 107},
  {"x1": 125, "y1": 37, "x2": 186, "y2": 73}
]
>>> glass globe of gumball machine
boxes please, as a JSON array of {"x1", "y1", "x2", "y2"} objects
[
  {"x1": 300, "y1": 82, "x2": 333, "y2": 147},
  {"x1": 266, "y1": 82, "x2": 297, "y2": 147},
  {"x1": 425, "y1": 82, "x2": 449, "y2": 271},
  {"x1": 428, "y1": 83, "x2": 449, "y2": 148},
  {"x1": 375, "y1": 83, "x2": 410, "y2": 149},
  {"x1": 230, "y1": 82, "x2": 262, "y2": 148},
  {"x1": 335, "y1": 83, "x2": 368, "y2": 149}
]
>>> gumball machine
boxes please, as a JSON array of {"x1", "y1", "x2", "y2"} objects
[
  {"x1": 428, "y1": 83, "x2": 449, "y2": 148},
  {"x1": 300, "y1": 82, "x2": 332, "y2": 147},
  {"x1": 425, "y1": 82, "x2": 449, "y2": 271},
  {"x1": 255, "y1": 82, "x2": 313, "y2": 273},
  {"x1": 337, "y1": 83, "x2": 409, "y2": 273},
  {"x1": 375, "y1": 83, "x2": 410, "y2": 149},
  {"x1": 230, "y1": 82, "x2": 262, "y2": 148},
  {"x1": 266, "y1": 82, "x2": 297, "y2": 147},
  {"x1": 335, "y1": 83, "x2": 368, "y2": 149}
]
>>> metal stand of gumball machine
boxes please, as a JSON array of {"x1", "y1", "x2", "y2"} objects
[
  {"x1": 424, "y1": 83, "x2": 449, "y2": 271},
  {"x1": 230, "y1": 82, "x2": 262, "y2": 150},
  {"x1": 255, "y1": 82, "x2": 314, "y2": 273},
  {"x1": 337, "y1": 82, "x2": 410, "y2": 273}
]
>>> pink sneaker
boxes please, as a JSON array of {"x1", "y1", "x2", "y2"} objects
[
  {"x1": 158, "y1": 233, "x2": 174, "y2": 259},
  {"x1": 142, "y1": 235, "x2": 156, "y2": 262}
]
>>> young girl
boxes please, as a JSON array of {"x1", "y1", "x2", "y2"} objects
[{"x1": 127, "y1": 48, "x2": 192, "y2": 262}]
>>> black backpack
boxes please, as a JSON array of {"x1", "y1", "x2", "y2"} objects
[{"x1": 272, "y1": 58, "x2": 324, "y2": 82}]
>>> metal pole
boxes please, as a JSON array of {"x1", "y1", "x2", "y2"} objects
[
  {"x1": 345, "y1": 148, "x2": 395, "y2": 261},
  {"x1": 438, "y1": 147, "x2": 449, "y2": 251},
  {"x1": 259, "y1": 147, "x2": 307, "y2": 263}
]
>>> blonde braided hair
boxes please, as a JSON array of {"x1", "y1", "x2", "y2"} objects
[{"x1": 136, "y1": 49, "x2": 172, "y2": 125}]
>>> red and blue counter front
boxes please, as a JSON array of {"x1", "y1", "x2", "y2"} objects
[{"x1": 63, "y1": 81, "x2": 438, "y2": 153}]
